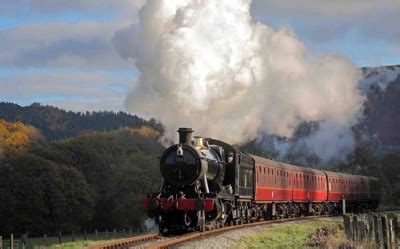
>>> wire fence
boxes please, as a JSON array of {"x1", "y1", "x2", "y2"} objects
[{"x1": 0, "y1": 228, "x2": 143, "y2": 249}]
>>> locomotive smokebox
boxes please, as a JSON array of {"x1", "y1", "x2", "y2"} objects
[{"x1": 177, "y1": 127, "x2": 194, "y2": 144}]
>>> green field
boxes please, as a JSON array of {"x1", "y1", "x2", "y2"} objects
[
  {"x1": 232, "y1": 218, "x2": 345, "y2": 249},
  {"x1": 1, "y1": 231, "x2": 143, "y2": 249}
]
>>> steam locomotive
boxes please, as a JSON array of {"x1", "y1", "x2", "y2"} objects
[{"x1": 142, "y1": 128, "x2": 381, "y2": 233}]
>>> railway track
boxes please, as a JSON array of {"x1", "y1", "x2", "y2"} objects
[
  {"x1": 88, "y1": 209, "x2": 400, "y2": 249},
  {"x1": 88, "y1": 214, "x2": 337, "y2": 249},
  {"x1": 88, "y1": 233, "x2": 160, "y2": 249}
]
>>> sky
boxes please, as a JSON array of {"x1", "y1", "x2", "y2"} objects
[{"x1": 0, "y1": 0, "x2": 399, "y2": 113}]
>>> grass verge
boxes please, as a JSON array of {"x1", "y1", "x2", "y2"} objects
[
  {"x1": 232, "y1": 218, "x2": 345, "y2": 249},
  {"x1": 1, "y1": 232, "x2": 143, "y2": 249}
]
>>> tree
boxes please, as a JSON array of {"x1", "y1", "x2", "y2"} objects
[{"x1": 0, "y1": 154, "x2": 95, "y2": 235}]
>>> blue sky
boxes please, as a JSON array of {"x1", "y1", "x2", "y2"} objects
[{"x1": 0, "y1": 0, "x2": 399, "y2": 112}]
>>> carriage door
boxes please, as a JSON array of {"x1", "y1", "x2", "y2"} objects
[{"x1": 238, "y1": 153, "x2": 254, "y2": 197}]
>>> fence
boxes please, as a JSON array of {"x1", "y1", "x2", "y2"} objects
[
  {"x1": 0, "y1": 228, "x2": 142, "y2": 249},
  {"x1": 343, "y1": 213, "x2": 399, "y2": 248}
]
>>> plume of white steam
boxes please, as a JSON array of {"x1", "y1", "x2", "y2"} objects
[
  {"x1": 114, "y1": 0, "x2": 364, "y2": 161},
  {"x1": 144, "y1": 218, "x2": 158, "y2": 232}
]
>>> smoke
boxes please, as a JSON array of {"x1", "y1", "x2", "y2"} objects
[
  {"x1": 272, "y1": 121, "x2": 356, "y2": 164},
  {"x1": 114, "y1": 0, "x2": 365, "y2": 162},
  {"x1": 144, "y1": 218, "x2": 158, "y2": 232}
]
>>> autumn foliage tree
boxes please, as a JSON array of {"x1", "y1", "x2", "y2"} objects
[{"x1": 0, "y1": 119, "x2": 41, "y2": 156}]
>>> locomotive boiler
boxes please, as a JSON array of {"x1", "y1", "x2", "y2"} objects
[
  {"x1": 142, "y1": 128, "x2": 381, "y2": 234},
  {"x1": 159, "y1": 128, "x2": 226, "y2": 194}
]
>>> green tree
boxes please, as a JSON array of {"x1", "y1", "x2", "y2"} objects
[{"x1": 0, "y1": 154, "x2": 95, "y2": 235}]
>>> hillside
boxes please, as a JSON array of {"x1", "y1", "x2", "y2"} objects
[
  {"x1": 0, "y1": 126, "x2": 163, "y2": 235},
  {"x1": 0, "y1": 102, "x2": 162, "y2": 140},
  {"x1": 360, "y1": 65, "x2": 400, "y2": 147}
]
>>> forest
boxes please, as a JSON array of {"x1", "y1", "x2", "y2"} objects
[
  {"x1": 0, "y1": 102, "x2": 163, "y2": 140},
  {"x1": 0, "y1": 120, "x2": 162, "y2": 235},
  {"x1": 0, "y1": 102, "x2": 399, "y2": 236}
]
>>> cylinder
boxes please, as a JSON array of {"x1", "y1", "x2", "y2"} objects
[{"x1": 177, "y1": 128, "x2": 194, "y2": 144}]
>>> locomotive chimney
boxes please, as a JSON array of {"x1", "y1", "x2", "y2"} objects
[{"x1": 177, "y1": 127, "x2": 194, "y2": 144}]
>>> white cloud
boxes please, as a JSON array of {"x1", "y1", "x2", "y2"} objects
[
  {"x1": 251, "y1": 0, "x2": 400, "y2": 54},
  {"x1": 0, "y1": 70, "x2": 134, "y2": 111},
  {"x1": 0, "y1": 20, "x2": 136, "y2": 69},
  {"x1": 0, "y1": 0, "x2": 145, "y2": 16},
  {"x1": 252, "y1": 0, "x2": 400, "y2": 16},
  {"x1": 0, "y1": 1, "x2": 143, "y2": 112}
]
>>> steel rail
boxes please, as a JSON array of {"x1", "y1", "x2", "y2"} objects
[{"x1": 88, "y1": 233, "x2": 159, "y2": 249}]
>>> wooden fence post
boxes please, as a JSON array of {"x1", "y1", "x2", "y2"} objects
[
  {"x1": 21, "y1": 234, "x2": 27, "y2": 249},
  {"x1": 381, "y1": 214, "x2": 389, "y2": 249},
  {"x1": 393, "y1": 215, "x2": 398, "y2": 245},
  {"x1": 95, "y1": 229, "x2": 98, "y2": 238},
  {"x1": 129, "y1": 228, "x2": 132, "y2": 235},
  {"x1": 342, "y1": 199, "x2": 346, "y2": 214},
  {"x1": 0, "y1": 235, "x2": 2, "y2": 249},
  {"x1": 368, "y1": 213, "x2": 375, "y2": 240},
  {"x1": 58, "y1": 230, "x2": 62, "y2": 244},
  {"x1": 388, "y1": 216, "x2": 395, "y2": 247},
  {"x1": 353, "y1": 215, "x2": 358, "y2": 242},
  {"x1": 113, "y1": 229, "x2": 116, "y2": 238},
  {"x1": 10, "y1": 234, "x2": 13, "y2": 249},
  {"x1": 373, "y1": 214, "x2": 382, "y2": 248},
  {"x1": 343, "y1": 214, "x2": 352, "y2": 240}
]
